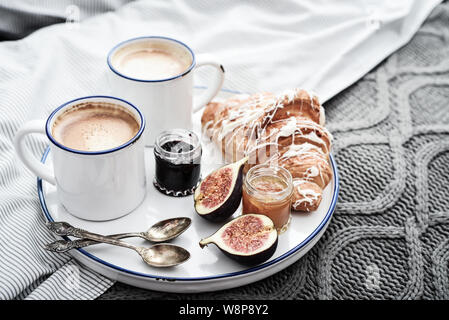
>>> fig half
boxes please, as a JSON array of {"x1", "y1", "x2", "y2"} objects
[
  {"x1": 194, "y1": 157, "x2": 248, "y2": 222},
  {"x1": 199, "y1": 214, "x2": 278, "y2": 265}
]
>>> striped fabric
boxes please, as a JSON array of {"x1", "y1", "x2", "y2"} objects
[
  {"x1": 0, "y1": 1, "x2": 122, "y2": 300},
  {"x1": 0, "y1": 173, "x2": 114, "y2": 299},
  {"x1": 0, "y1": 0, "x2": 133, "y2": 40},
  {"x1": 24, "y1": 260, "x2": 113, "y2": 300}
]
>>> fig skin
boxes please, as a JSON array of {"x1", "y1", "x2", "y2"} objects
[
  {"x1": 221, "y1": 237, "x2": 278, "y2": 266},
  {"x1": 199, "y1": 214, "x2": 278, "y2": 266},
  {"x1": 194, "y1": 157, "x2": 248, "y2": 222}
]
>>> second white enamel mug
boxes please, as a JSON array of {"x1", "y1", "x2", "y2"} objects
[{"x1": 107, "y1": 36, "x2": 225, "y2": 146}]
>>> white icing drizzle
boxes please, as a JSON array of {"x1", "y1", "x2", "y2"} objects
[
  {"x1": 278, "y1": 117, "x2": 298, "y2": 137},
  {"x1": 292, "y1": 179, "x2": 321, "y2": 210},
  {"x1": 281, "y1": 142, "x2": 323, "y2": 160}
]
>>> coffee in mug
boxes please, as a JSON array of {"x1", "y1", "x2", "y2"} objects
[
  {"x1": 51, "y1": 102, "x2": 140, "y2": 152},
  {"x1": 14, "y1": 96, "x2": 146, "y2": 221},
  {"x1": 110, "y1": 41, "x2": 192, "y2": 81}
]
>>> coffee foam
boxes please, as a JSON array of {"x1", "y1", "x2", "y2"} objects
[
  {"x1": 52, "y1": 102, "x2": 140, "y2": 152},
  {"x1": 111, "y1": 39, "x2": 192, "y2": 80}
]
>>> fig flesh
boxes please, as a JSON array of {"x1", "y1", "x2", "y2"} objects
[
  {"x1": 194, "y1": 157, "x2": 248, "y2": 222},
  {"x1": 199, "y1": 214, "x2": 278, "y2": 265}
]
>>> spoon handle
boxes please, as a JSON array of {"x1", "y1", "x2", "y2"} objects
[
  {"x1": 45, "y1": 232, "x2": 143, "y2": 253},
  {"x1": 45, "y1": 239, "x2": 93, "y2": 252},
  {"x1": 46, "y1": 221, "x2": 138, "y2": 251}
]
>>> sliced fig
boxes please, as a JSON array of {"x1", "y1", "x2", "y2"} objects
[
  {"x1": 199, "y1": 214, "x2": 278, "y2": 265},
  {"x1": 194, "y1": 157, "x2": 248, "y2": 222}
]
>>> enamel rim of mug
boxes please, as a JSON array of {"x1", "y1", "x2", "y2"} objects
[
  {"x1": 45, "y1": 95, "x2": 145, "y2": 156},
  {"x1": 107, "y1": 36, "x2": 196, "y2": 83},
  {"x1": 38, "y1": 151, "x2": 339, "y2": 282}
]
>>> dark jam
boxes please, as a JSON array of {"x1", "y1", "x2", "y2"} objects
[{"x1": 154, "y1": 130, "x2": 202, "y2": 197}]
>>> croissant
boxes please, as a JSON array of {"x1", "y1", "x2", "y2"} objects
[{"x1": 201, "y1": 88, "x2": 333, "y2": 212}]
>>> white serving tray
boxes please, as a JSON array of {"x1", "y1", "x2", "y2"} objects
[{"x1": 38, "y1": 89, "x2": 339, "y2": 293}]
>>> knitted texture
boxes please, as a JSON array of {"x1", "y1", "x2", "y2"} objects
[{"x1": 98, "y1": 2, "x2": 449, "y2": 300}]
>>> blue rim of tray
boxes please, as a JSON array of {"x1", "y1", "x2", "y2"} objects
[{"x1": 37, "y1": 88, "x2": 340, "y2": 282}]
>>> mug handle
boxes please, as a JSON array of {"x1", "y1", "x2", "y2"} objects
[
  {"x1": 14, "y1": 120, "x2": 56, "y2": 185},
  {"x1": 192, "y1": 53, "x2": 225, "y2": 113}
]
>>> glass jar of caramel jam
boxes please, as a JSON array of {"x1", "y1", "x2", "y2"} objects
[{"x1": 242, "y1": 164, "x2": 293, "y2": 233}]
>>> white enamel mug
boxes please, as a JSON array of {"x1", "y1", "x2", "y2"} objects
[
  {"x1": 14, "y1": 96, "x2": 146, "y2": 221},
  {"x1": 107, "y1": 36, "x2": 225, "y2": 146}
]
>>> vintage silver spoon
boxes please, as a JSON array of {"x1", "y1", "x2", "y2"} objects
[
  {"x1": 45, "y1": 217, "x2": 191, "y2": 253},
  {"x1": 45, "y1": 221, "x2": 190, "y2": 267}
]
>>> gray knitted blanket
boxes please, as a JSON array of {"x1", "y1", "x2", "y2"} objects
[{"x1": 99, "y1": 2, "x2": 449, "y2": 300}]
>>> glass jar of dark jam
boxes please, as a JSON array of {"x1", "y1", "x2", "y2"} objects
[{"x1": 153, "y1": 129, "x2": 202, "y2": 197}]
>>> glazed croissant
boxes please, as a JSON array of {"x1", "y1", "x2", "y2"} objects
[{"x1": 201, "y1": 88, "x2": 333, "y2": 212}]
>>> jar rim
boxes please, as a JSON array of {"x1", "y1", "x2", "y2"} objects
[
  {"x1": 154, "y1": 129, "x2": 201, "y2": 163},
  {"x1": 244, "y1": 163, "x2": 293, "y2": 199}
]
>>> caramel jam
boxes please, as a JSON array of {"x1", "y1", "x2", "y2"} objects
[{"x1": 242, "y1": 165, "x2": 293, "y2": 233}]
